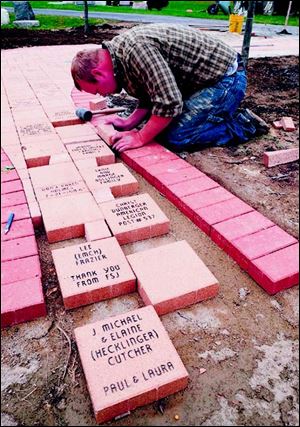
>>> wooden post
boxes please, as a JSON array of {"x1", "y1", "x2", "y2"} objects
[{"x1": 241, "y1": 0, "x2": 255, "y2": 68}]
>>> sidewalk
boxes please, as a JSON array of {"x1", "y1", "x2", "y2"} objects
[{"x1": 205, "y1": 31, "x2": 299, "y2": 58}]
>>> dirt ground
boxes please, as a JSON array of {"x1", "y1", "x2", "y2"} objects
[
  {"x1": 1, "y1": 24, "x2": 299, "y2": 427},
  {"x1": 186, "y1": 55, "x2": 299, "y2": 239}
]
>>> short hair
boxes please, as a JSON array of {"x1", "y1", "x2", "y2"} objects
[{"x1": 71, "y1": 48, "x2": 101, "y2": 91}]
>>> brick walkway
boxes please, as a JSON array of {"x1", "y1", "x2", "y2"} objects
[
  {"x1": 1, "y1": 44, "x2": 298, "y2": 310},
  {"x1": 1, "y1": 44, "x2": 299, "y2": 423}
]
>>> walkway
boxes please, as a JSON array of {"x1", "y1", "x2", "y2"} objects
[{"x1": 0, "y1": 42, "x2": 299, "y2": 427}]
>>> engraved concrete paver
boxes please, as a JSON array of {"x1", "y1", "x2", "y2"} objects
[
  {"x1": 74, "y1": 306, "x2": 189, "y2": 424},
  {"x1": 66, "y1": 140, "x2": 115, "y2": 166},
  {"x1": 80, "y1": 163, "x2": 139, "y2": 197},
  {"x1": 101, "y1": 193, "x2": 170, "y2": 245},
  {"x1": 127, "y1": 240, "x2": 219, "y2": 315},
  {"x1": 52, "y1": 237, "x2": 136, "y2": 309},
  {"x1": 29, "y1": 162, "x2": 88, "y2": 201}
]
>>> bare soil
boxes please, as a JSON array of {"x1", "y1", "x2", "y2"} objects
[
  {"x1": 185, "y1": 55, "x2": 299, "y2": 238},
  {"x1": 1, "y1": 24, "x2": 299, "y2": 427},
  {"x1": 0, "y1": 23, "x2": 137, "y2": 50}
]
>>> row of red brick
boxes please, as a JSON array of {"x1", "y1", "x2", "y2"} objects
[
  {"x1": 70, "y1": 88, "x2": 300, "y2": 297},
  {"x1": 1, "y1": 149, "x2": 46, "y2": 328},
  {"x1": 118, "y1": 143, "x2": 298, "y2": 295}
]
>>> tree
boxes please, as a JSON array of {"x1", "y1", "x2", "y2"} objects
[
  {"x1": 147, "y1": 0, "x2": 169, "y2": 11},
  {"x1": 241, "y1": 1, "x2": 255, "y2": 67}
]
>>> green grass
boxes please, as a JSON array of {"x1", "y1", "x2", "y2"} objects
[
  {"x1": 1, "y1": 13, "x2": 105, "y2": 29},
  {"x1": 1, "y1": 1, "x2": 299, "y2": 26}
]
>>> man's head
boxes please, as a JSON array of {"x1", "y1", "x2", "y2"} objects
[{"x1": 71, "y1": 48, "x2": 118, "y2": 96}]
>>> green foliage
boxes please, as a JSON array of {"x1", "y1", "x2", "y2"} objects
[{"x1": 1, "y1": 13, "x2": 105, "y2": 29}]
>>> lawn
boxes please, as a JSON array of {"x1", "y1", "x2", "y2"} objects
[
  {"x1": 1, "y1": 13, "x2": 105, "y2": 30},
  {"x1": 1, "y1": 1, "x2": 299, "y2": 26}
]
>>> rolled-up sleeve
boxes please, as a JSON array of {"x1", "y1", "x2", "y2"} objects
[{"x1": 128, "y1": 43, "x2": 183, "y2": 117}]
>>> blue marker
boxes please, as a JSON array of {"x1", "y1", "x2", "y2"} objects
[{"x1": 4, "y1": 212, "x2": 14, "y2": 234}]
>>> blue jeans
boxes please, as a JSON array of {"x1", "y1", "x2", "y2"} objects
[{"x1": 164, "y1": 68, "x2": 256, "y2": 151}]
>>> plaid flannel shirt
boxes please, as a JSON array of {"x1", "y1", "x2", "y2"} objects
[{"x1": 103, "y1": 24, "x2": 237, "y2": 117}]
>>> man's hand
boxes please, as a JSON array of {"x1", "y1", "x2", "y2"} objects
[
  {"x1": 104, "y1": 116, "x2": 133, "y2": 131},
  {"x1": 111, "y1": 130, "x2": 145, "y2": 152}
]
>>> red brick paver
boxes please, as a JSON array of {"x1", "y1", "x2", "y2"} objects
[
  {"x1": 1, "y1": 278, "x2": 46, "y2": 328},
  {"x1": 1, "y1": 168, "x2": 19, "y2": 183},
  {"x1": 281, "y1": 116, "x2": 296, "y2": 131},
  {"x1": 49, "y1": 153, "x2": 72, "y2": 165},
  {"x1": 194, "y1": 198, "x2": 254, "y2": 235},
  {"x1": 228, "y1": 226, "x2": 297, "y2": 270},
  {"x1": 263, "y1": 148, "x2": 299, "y2": 167},
  {"x1": 89, "y1": 97, "x2": 107, "y2": 110},
  {"x1": 0, "y1": 150, "x2": 44, "y2": 335},
  {"x1": 46, "y1": 107, "x2": 83, "y2": 127},
  {"x1": 29, "y1": 162, "x2": 82, "y2": 189},
  {"x1": 1, "y1": 218, "x2": 35, "y2": 242},
  {"x1": 28, "y1": 201, "x2": 43, "y2": 229},
  {"x1": 211, "y1": 211, "x2": 275, "y2": 250},
  {"x1": 1, "y1": 191, "x2": 27, "y2": 208},
  {"x1": 93, "y1": 188, "x2": 115, "y2": 205},
  {"x1": 1, "y1": 204, "x2": 31, "y2": 223},
  {"x1": 272, "y1": 120, "x2": 283, "y2": 129},
  {"x1": 1, "y1": 179, "x2": 23, "y2": 194},
  {"x1": 95, "y1": 116, "x2": 118, "y2": 145},
  {"x1": 29, "y1": 163, "x2": 88, "y2": 201},
  {"x1": 249, "y1": 243, "x2": 299, "y2": 294},
  {"x1": 22, "y1": 139, "x2": 67, "y2": 168},
  {"x1": 1, "y1": 235, "x2": 38, "y2": 262},
  {"x1": 40, "y1": 192, "x2": 104, "y2": 243},
  {"x1": 1, "y1": 255, "x2": 41, "y2": 286},
  {"x1": 85, "y1": 220, "x2": 112, "y2": 242}
]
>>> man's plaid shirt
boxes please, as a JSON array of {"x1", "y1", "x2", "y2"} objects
[{"x1": 103, "y1": 24, "x2": 237, "y2": 117}]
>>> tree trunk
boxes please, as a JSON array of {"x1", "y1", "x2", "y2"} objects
[
  {"x1": 83, "y1": 0, "x2": 89, "y2": 35},
  {"x1": 241, "y1": 0, "x2": 255, "y2": 68}
]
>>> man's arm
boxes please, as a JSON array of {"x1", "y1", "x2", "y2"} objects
[
  {"x1": 111, "y1": 43, "x2": 182, "y2": 152},
  {"x1": 111, "y1": 114, "x2": 173, "y2": 152},
  {"x1": 105, "y1": 108, "x2": 149, "y2": 131},
  {"x1": 139, "y1": 114, "x2": 173, "y2": 144}
]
